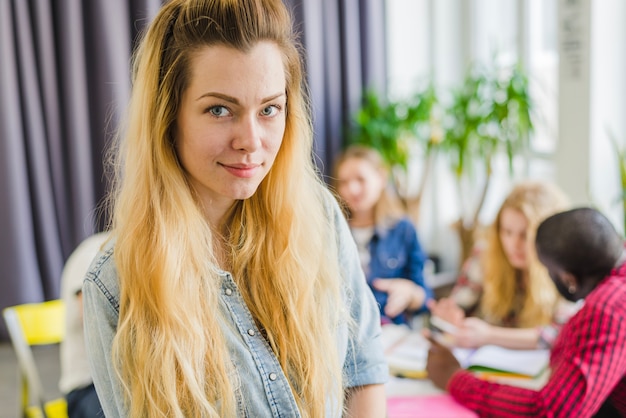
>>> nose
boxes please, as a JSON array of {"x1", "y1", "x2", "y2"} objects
[
  {"x1": 232, "y1": 114, "x2": 262, "y2": 151},
  {"x1": 345, "y1": 180, "x2": 362, "y2": 198},
  {"x1": 512, "y1": 234, "x2": 526, "y2": 253}
]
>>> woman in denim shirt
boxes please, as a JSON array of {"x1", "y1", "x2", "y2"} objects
[
  {"x1": 334, "y1": 146, "x2": 434, "y2": 325},
  {"x1": 82, "y1": 1, "x2": 388, "y2": 416}
]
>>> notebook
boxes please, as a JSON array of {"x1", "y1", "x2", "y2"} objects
[
  {"x1": 382, "y1": 324, "x2": 550, "y2": 380},
  {"x1": 382, "y1": 324, "x2": 429, "y2": 379},
  {"x1": 453, "y1": 345, "x2": 550, "y2": 379}
]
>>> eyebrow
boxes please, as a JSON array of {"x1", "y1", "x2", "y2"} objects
[{"x1": 195, "y1": 91, "x2": 286, "y2": 104}]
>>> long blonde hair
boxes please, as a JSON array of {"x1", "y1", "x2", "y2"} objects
[
  {"x1": 108, "y1": 1, "x2": 345, "y2": 416},
  {"x1": 332, "y1": 145, "x2": 405, "y2": 226},
  {"x1": 480, "y1": 181, "x2": 569, "y2": 327}
]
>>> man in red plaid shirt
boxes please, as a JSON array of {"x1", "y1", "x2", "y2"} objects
[{"x1": 427, "y1": 207, "x2": 626, "y2": 417}]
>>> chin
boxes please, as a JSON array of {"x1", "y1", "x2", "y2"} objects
[
  {"x1": 229, "y1": 185, "x2": 262, "y2": 201},
  {"x1": 229, "y1": 192, "x2": 256, "y2": 201},
  {"x1": 508, "y1": 257, "x2": 526, "y2": 269}
]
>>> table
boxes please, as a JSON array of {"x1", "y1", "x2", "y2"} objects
[
  {"x1": 382, "y1": 323, "x2": 549, "y2": 417},
  {"x1": 385, "y1": 377, "x2": 478, "y2": 417},
  {"x1": 383, "y1": 324, "x2": 477, "y2": 417}
]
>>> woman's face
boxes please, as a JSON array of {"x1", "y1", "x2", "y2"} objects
[
  {"x1": 175, "y1": 42, "x2": 287, "y2": 219},
  {"x1": 498, "y1": 207, "x2": 529, "y2": 269},
  {"x1": 336, "y1": 157, "x2": 386, "y2": 216}
]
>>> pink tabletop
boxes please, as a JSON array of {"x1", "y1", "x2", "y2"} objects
[{"x1": 388, "y1": 394, "x2": 478, "y2": 418}]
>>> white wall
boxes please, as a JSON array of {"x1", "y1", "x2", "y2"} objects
[
  {"x1": 589, "y1": 0, "x2": 626, "y2": 234},
  {"x1": 555, "y1": 0, "x2": 592, "y2": 204},
  {"x1": 386, "y1": 0, "x2": 466, "y2": 275},
  {"x1": 556, "y1": 0, "x2": 626, "y2": 234}
]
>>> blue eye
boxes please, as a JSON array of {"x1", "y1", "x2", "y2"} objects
[
  {"x1": 207, "y1": 106, "x2": 230, "y2": 117},
  {"x1": 260, "y1": 105, "x2": 279, "y2": 117}
]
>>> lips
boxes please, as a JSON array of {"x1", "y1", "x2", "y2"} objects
[{"x1": 220, "y1": 162, "x2": 261, "y2": 178}]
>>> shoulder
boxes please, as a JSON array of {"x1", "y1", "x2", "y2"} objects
[
  {"x1": 319, "y1": 186, "x2": 351, "y2": 238},
  {"x1": 320, "y1": 186, "x2": 343, "y2": 218},
  {"x1": 565, "y1": 275, "x2": 626, "y2": 336},
  {"x1": 395, "y1": 217, "x2": 417, "y2": 231},
  {"x1": 83, "y1": 239, "x2": 121, "y2": 314},
  {"x1": 586, "y1": 273, "x2": 626, "y2": 316},
  {"x1": 61, "y1": 232, "x2": 111, "y2": 293}
]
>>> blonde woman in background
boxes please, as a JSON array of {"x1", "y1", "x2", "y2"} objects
[
  {"x1": 334, "y1": 145, "x2": 433, "y2": 326},
  {"x1": 82, "y1": 1, "x2": 387, "y2": 417},
  {"x1": 429, "y1": 181, "x2": 576, "y2": 349}
]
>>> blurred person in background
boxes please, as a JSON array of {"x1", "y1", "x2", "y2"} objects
[{"x1": 334, "y1": 145, "x2": 433, "y2": 326}]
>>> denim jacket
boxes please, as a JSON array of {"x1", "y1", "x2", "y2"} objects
[
  {"x1": 82, "y1": 197, "x2": 388, "y2": 417},
  {"x1": 366, "y1": 217, "x2": 433, "y2": 325}
]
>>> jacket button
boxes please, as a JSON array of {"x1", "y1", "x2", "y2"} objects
[{"x1": 387, "y1": 258, "x2": 399, "y2": 269}]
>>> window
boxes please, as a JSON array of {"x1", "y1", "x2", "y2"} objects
[{"x1": 384, "y1": 0, "x2": 560, "y2": 272}]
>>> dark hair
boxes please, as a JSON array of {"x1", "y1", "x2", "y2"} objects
[{"x1": 535, "y1": 207, "x2": 623, "y2": 278}]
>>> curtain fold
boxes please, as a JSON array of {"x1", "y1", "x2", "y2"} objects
[
  {"x1": 0, "y1": 0, "x2": 160, "y2": 340},
  {"x1": 286, "y1": 0, "x2": 387, "y2": 179},
  {"x1": 16, "y1": 0, "x2": 65, "y2": 299},
  {"x1": 0, "y1": 0, "x2": 386, "y2": 340},
  {"x1": 0, "y1": 0, "x2": 47, "y2": 310}
]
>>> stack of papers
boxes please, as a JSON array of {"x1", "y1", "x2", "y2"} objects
[{"x1": 382, "y1": 324, "x2": 429, "y2": 379}]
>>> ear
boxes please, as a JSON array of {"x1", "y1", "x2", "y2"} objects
[{"x1": 560, "y1": 271, "x2": 579, "y2": 293}]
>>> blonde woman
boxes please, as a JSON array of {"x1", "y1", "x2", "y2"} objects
[
  {"x1": 429, "y1": 181, "x2": 576, "y2": 349},
  {"x1": 334, "y1": 146, "x2": 433, "y2": 326},
  {"x1": 82, "y1": 1, "x2": 387, "y2": 417}
]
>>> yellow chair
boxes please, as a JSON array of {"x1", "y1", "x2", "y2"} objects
[{"x1": 3, "y1": 300, "x2": 68, "y2": 418}]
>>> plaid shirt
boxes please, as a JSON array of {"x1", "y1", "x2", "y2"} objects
[{"x1": 448, "y1": 262, "x2": 626, "y2": 417}]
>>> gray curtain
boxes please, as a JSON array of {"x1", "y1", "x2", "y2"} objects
[
  {"x1": 0, "y1": 0, "x2": 162, "y2": 340},
  {"x1": 0, "y1": 0, "x2": 386, "y2": 340},
  {"x1": 287, "y1": 0, "x2": 387, "y2": 179}
]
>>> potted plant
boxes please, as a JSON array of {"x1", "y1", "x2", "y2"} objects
[
  {"x1": 346, "y1": 61, "x2": 533, "y2": 263},
  {"x1": 440, "y1": 62, "x2": 534, "y2": 261}
]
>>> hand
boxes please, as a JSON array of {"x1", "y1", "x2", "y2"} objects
[
  {"x1": 372, "y1": 278, "x2": 425, "y2": 318},
  {"x1": 424, "y1": 329, "x2": 462, "y2": 390},
  {"x1": 427, "y1": 298, "x2": 465, "y2": 328},
  {"x1": 455, "y1": 317, "x2": 492, "y2": 348}
]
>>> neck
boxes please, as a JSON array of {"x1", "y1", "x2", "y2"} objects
[
  {"x1": 349, "y1": 210, "x2": 375, "y2": 228},
  {"x1": 516, "y1": 268, "x2": 529, "y2": 289},
  {"x1": 196, "y1": 191, "x2": 237, "y2": 231},
  {"x1": 614, "y1": 248, "x2": 626, "y2": 268},
  {"x1": 212, "y1": 227, "x2": 232, "y2": 272},
  {"x1": 204, "y1": 204, "x2": 232, "y2": 230},
  {"x1": 207, "y1": 203, "x2": 237, "y2": 272}
]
